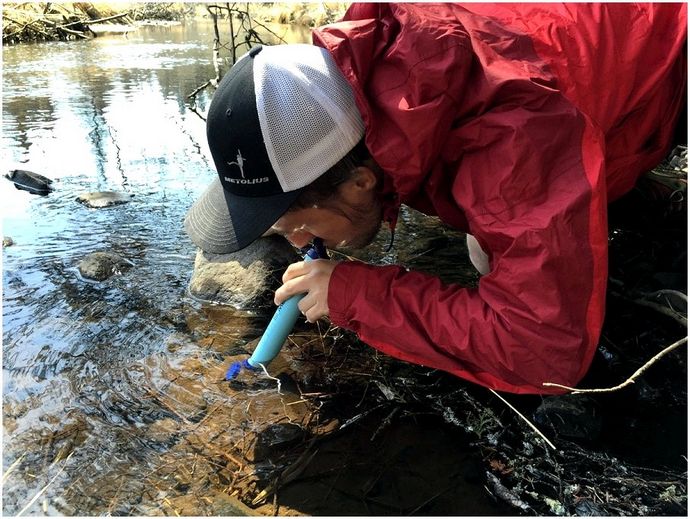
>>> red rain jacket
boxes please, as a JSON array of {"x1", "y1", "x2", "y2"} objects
[{"x1": 313, "y1": 3, "x2": 687, "y2": 394}]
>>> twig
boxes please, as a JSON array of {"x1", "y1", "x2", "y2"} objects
[
  {"x1": 17, "y1": 452, "x2": 74, "y2": 516},
  {"x1": 187, "y1": 80, "x2": 212, "y2": 99},
  {"x1": 184, "y1": 433, "x2": 245, "y2": 470},
  {"x1": 370, "y1": 407, "x2": 399, "y2": 441},
  {"x1": 406, "y1": 484, "x2": 455, "y2": 515},
  {"x1": 59, "y1": 12, "x2": 131, "y2": 28},
  {"x1": 2, "y1": 453, "x2": 26, "y2": 483},
  {"x1": 485, "y1": 472, "x2": 531, "y2": 512},
  {"x1": 252, "y1": 441, "x2": 319, "y2": 505},
  {"x1": 489, "y1": 389, "x2": 557, "y2": 450},
  {"x1": 632, "y1": 293, "x2": 687, "y2": 327},
  {"x1": 543, "y1": 336, "x2": 687, "y2": 393},
  {"x1": 57, "y1": 26, "x2": 90, "y2": 39},
  {"x1": 610, "y1": 288, "x2": 687, "y2": 327}
]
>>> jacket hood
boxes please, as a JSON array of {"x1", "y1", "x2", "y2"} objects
[{"x1": 313, "y1": 3, "x2": 474, "y2": 208}]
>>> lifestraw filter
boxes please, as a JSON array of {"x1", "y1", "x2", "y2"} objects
[{"x1": 225, "y1": 239, "x2": 329, "y2": 380}]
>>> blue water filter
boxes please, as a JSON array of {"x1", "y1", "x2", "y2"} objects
[{"x1": 225, "y1": 239, "x2": 327, "y2": 380}]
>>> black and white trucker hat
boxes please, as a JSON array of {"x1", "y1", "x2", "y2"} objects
[{"x1": 184, "y1": 43, "x2": 365, "y2": 254}]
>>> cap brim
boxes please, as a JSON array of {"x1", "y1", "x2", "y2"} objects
[{"x1": 184, "y1": 177, "x2": 301, "y2": 254}]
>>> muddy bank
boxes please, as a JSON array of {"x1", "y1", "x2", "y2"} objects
[{"x1": 2, "y1": 3, "x2": 137, "y2": 44}]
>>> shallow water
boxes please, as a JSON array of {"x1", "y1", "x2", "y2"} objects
[{"x1": 1, "y1": 20, "x2": 310, "y2": 516}]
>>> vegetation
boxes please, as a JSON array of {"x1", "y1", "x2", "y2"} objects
[{"x1": 2, "y1": 2, "x2": 348, "y2": 45}]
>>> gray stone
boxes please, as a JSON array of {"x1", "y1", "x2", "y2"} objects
[
  {"x1": 3, "y1": 237, "x2": 14, "y2": 247},
  {"x1": 78, "y1": 252, "x2": 133, "y2": 281},
  {"x1": 76, "y1": 191, "x2": 132, "y2": 208},
  {"x1": 188, "y1": 235, "x2": 298, "y2": 308},
  {"x1": 5, "y1": 169, "x2": 54, "y2": 196}
]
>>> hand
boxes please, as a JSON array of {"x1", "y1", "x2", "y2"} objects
[{"x1": 274, "y1": 259, "x2": 339, "y2": 323}]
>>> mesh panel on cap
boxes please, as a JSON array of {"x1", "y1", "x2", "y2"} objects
[{"x1": 254, "y1": 45, "x2": 365, "y2": 192}]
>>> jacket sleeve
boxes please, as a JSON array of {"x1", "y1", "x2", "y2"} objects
[{"x1": 328, "y1": 101, "x2": 609, "y2": 395}]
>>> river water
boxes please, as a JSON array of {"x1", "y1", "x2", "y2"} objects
[
  {"x1": 3, "y1": 20, "x2": 500, "y2": 516},
  {"x1": 1, "y1": 20, "x2": 308, "y2": 516}
]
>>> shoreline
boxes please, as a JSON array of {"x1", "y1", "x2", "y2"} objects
[{"x1": 2, "y1": 2, "x2": 348, "y2": 45}]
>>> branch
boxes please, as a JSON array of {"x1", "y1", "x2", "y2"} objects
[
  {"x1": 543, "y1": 336, "x2": 687, "y2": 394},
  {"x1": 187, "y1": 80, "x2": 212, "y2": 99},
  {"x1": 489, "y1": 389, "x2": 557, "y2": 450},
  {"x1": 59, "y1": 11, "x2": 131, "y2": 28},
  {"x1": 57, "y1": 26, "x2": 90, "y2": 39},
  {"x1": 610, "y1": 288, "x2": 687, "y2": 327}
]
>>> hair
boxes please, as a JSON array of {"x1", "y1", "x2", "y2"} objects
[{"x1": 289, "y1": 138, "x2": 371, "y2": 210}]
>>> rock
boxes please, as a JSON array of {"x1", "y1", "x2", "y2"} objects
[
  {"x1": 76, "y1": 191, "x2": 132, "y2": 208},
  {"x1": 574, "y1": 499, "x2": 606, "y2": 516},
  {"x1": 3, "y1": 237, "x2": 14, "y2": 247},
  {"x1": 78, "y1": 252, "x2": 133, "y2": 281},
  {"x1": 532, "y1": 394, "x2": 602, "y2": 441},
  {"x1": 5, "y1": 169, "x2": 54, "y2": 195},
  {"x1": 188, "y1": 235, "x2": 299, "y2": 308},
  {"x1": 161, "y1": 308, "x2": 188, "y2": 331},
  {"x1": 206, "y1": 491, "x2": 261, "y2": 516},
  {"x1": 246, "y1": 423, "x2": 305, "y2": 463}
]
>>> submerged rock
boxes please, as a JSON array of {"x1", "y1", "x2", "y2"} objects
[
  {"x1": 5, "y1": 169, "x2": 54, "y2": 195},
  {"x1": 188, "y1": 236, "x2": 299, "y2": 308},
  {"x1": 76, "y1": 191, "x2": 132, "y2": 208},
  {"x1": 247, "y1": 423, "x2": 305, "y2": 463},
  {"x1": 78, "y1": 252, "x2": 133, "y2": 281}
]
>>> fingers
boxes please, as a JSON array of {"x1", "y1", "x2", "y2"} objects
[
  {"x1": 297, "y1": 293, "x2": 326, "y2": 323},
  {"x1": 281, "y1": 260, "x2": 308, "y2": 284},
  {"x1": 274, "y1": 265, "x2": 309, "y2": 306},
  {"x1": 273, "y1": 260, "x2": 338, "y2": 319}
]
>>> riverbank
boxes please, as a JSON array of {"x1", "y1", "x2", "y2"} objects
[{"x1": 2, "y1": 2, "x2": 348, "y2": 44}]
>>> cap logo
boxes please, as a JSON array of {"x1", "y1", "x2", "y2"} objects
[
  {"x1": 227, "y1": 149, "x2": 247, "y2": 179},
  {"x1": 223, "y1": 148, "x2": 270, "y2": 186}
]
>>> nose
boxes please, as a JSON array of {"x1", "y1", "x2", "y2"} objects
[{"x1": 285, "y1": 229, "x2": 314, "y2": 249}]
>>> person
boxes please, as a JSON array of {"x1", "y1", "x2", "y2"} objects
[{"x1": 185, "y1": 3, "x2": 687, "y2": 394}]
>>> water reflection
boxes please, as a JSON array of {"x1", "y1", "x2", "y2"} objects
[{"x1": 2, "y1": 21, "x2": 311, "y2": 515}]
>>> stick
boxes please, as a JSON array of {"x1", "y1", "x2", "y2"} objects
[
  {"x1": 2, "y1": 453, "x2": 26, "y2": 484},
  {"x1": 57, "y1": 26, "x2": 90, "y2": 39},
  {"x1": 17, "y1": 452, "x2": 74, "y2": 516},
  {"x1": 60, "y1": 12, "x2": 131, "y2": 28},
  {"x1": 252, "y1": 444, "x2": 319, "y2": 505},
  {"x1": 631, "y1": 296, "x2": 687, "y2": 327},
  {"x1": 485, "y1": 472, "x2": 531, "y2": 511},
  {"x1": 610, "y1": 289, "x2": 687, "y2": 327},
  {"x1": 187, "y1": 80, "x2": 212, "y2": 99},
  {"x1": 489, "y1": 389, "x2": 557, "y2": 450},
  {"x1": 543, "y1": 336, "x2": 687, "y2": 394}
]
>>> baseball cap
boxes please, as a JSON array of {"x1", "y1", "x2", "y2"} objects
[{"x1": 184, "y1": 43, "x2": 365, "y2": 254}]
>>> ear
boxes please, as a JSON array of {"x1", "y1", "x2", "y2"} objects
[
  {"x1": 353, "y1": 166, "x2": 378, "y2": 190},
  {"x1": 339, "y1": 166, "x2": 378, "y2": 199}
]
